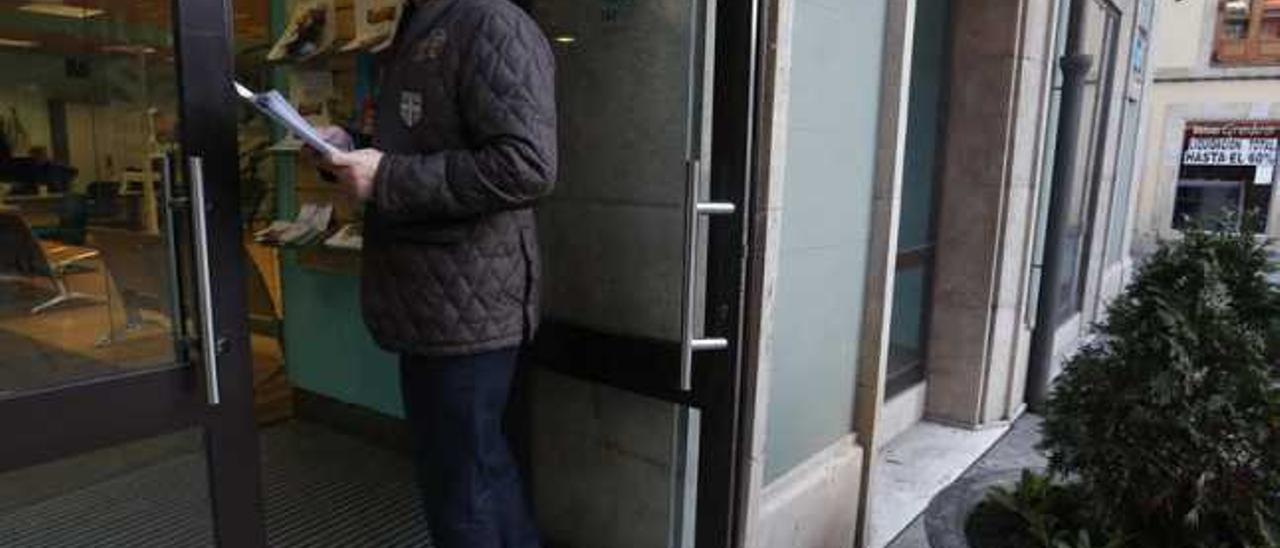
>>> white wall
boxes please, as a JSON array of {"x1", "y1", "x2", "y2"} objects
[
  {"x1": 1151, "y1": 0, "x2": 1212, "y2": 70},
  {"x1": 0, "y1": 88, "x2": 52, "y2": 154}
]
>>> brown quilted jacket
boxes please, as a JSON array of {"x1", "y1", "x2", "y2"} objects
[{"x1": 362, "y1": 0, "x2": 557, "y2": 357}]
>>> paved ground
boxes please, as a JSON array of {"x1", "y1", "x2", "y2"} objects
[
  {"x1": 885, "y1": 414, "x2": 1048, "y2": 548},
  {"x1": 871, "y1": 420, "x2": 1010, "y2": 547}
]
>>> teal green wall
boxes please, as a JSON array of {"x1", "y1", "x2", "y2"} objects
[
  {"x1": 268, "y1": 0, "x2": 403, "y2": 418},
  {"x1": 279, "y1": 256, "x2": 403, "y2": 417},
  {"x1": 764, "y1": 0, "x2": 888, "y2": 482}
]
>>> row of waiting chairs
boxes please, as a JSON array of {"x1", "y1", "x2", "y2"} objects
[{"x1": 0, "y1": 209, "x2": 167, "y2": 321}]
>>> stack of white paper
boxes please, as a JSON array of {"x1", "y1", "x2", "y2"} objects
[{"x1": 235, "y1": 81, "x2": 340, "y2": 158}]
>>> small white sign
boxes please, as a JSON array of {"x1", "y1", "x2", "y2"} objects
[
  {"x1": 1183, "y1": 137, "x2": 1279, "y2": 167},
  {"x1": 1256, "y1": 164, "x2": 1274, "y2": 185}
]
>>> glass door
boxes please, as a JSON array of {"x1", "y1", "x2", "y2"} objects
[
  {"x1": 0, "y1": 0, "x2": 260, "y2": 545},
  {"x1": 523, "y1": 0, "x2": 756, "y2": 545}
]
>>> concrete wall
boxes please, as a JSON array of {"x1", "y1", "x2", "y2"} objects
[
  {"x1": 923, "y1": 0, "x2": 1061, "y2": 427},
  {"x1": 533, "y1": 0, "x2": 696, "y2": 341},
  {"x1": 1150, "y1": 0, "x2": 1212, "y2": 70},
  {"x1": 754, "y1": 437, "x2": 864, "y2": 548},
  {"x1": 529, "y1": 370, "x2": 684, "y2": 548}
]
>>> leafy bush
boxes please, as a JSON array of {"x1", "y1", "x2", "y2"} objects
[
  {"x1": 1038, "y1": 228, "x2": 1280, "y2": 547},
  {"x1": 968, "y1": 470, "x2": 1119, "y2": 548}
]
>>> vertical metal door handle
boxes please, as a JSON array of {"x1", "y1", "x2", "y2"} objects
[
  {"x1": 188, "y1": 156, "x2": 221, "y2": 406},
  {"x1": 680, "y1": 159, "x2": 734, "y2": 390}
]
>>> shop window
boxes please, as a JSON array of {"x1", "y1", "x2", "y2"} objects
[
  {"x1": 1214, "y1": 0, "x2": 1280, "y2": 66},
  {"x1": 885, "y1": 0, "x2": 951, "y2": 398},
  {"x1": 1173, "y1": 122, "x2": 1277, "y2": 232}
]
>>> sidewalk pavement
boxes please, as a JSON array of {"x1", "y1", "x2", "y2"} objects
[{"x1": 884, "y1": 414, "x2": 1048, "y2": 548}]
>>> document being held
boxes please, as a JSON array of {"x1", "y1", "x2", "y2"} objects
[{"x1": 234, "y1": 81, "x2": 340, "y2": 158}]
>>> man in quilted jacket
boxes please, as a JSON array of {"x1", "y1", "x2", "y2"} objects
[{"x1": 315, "y1": 0, "x2": 556, "y2": 545}]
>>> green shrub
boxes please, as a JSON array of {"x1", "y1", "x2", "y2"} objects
[
  {"x1": 1039, "y1": 228, "x2": 1280, "y2": 547},
  {"x1": 968, "y1": 470, "x2": 1119, "y2": 548}
]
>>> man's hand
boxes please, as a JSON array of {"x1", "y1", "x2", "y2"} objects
[
  {"x1": 302, "y1": 126, "x2": 354, "y2": 166},
  {"x1": 327, "y1": 149, "x2": 384, "y2": 202}
]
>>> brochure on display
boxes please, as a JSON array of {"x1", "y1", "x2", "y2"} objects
[
  {"x1": 324, "y1": 224, "x2": 364, "y2": 250},
  {"x1": 255, "y1": 202, "x2": 334, "y2": 247},
  {"x1": 267, "y1": 0, "x2": 336, "y2": 62},
  {"x1": 341, "y1": 0, "x2": 403, "y2": 53}
]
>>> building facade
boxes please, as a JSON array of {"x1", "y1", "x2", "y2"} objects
[
  {"x1": 1135, "y1": 0, "x2": 1280, "y2": 253},
  {"x1": 740, "y1": 0, "x2": 1156, "y2": 546},
  {"x1": 0, "y1": 0, "x2": 1159, "y2": 547}
]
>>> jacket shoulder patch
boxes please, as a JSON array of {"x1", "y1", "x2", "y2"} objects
[{"x1": 413, "y1": 28, "x2": 448, "y2": 62}]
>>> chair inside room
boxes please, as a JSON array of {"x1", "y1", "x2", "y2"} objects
[
  {"x1": 0, "y1": 210, "x2": 102, "y2": 314},
  {"x1": 87, "y1": 227, "x2": 171, "y2": 337}
]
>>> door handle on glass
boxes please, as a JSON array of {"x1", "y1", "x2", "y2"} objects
[
  {"x1": 188, "y1": 156, "x2": 221, "y2": 406},
  {"x1": 680, "y1": 159, "x2": 734, "y2": 391}
]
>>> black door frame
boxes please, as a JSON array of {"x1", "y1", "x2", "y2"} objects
[{"x1": 0, "y1": 0, "x2": 264, "y2": 544}]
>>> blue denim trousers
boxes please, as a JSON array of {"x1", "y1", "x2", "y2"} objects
[{"x1": 400, "y1": 349, "x2": 541, "y2": 548}]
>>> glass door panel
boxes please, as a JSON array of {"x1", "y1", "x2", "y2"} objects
[
  {"x1": 525, "y1": 0, "x2": 713, "y2": 545},
  {"x1": 0, "y1": 0, "x2": 254, "y2": 544},
  {"x1": 0, "y1": 0, "x2": 185, "y2": 398},
  {"x1": 532, "y1": 0, "x2": 708, "y2": 344}
]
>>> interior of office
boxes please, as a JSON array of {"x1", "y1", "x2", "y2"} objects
[{"x1": 0, "y1": 0, "x2": 708, "y2": 545}]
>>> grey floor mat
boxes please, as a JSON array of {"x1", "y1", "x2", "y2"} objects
[{"x1": 0, "y1": 422, "x2": 434, "y2": 547}]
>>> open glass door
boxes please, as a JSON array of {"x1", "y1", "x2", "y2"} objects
[
  {"x1": 523, "y1": 0, "x2": 756, "y2": 545},
  {"x1": 0, "y1": 0, "x2": 261, "y2": 545}
]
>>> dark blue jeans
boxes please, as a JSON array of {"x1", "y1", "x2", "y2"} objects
[{"x1": 400, "y1": 349, "x2": 541, "y2": 548}]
